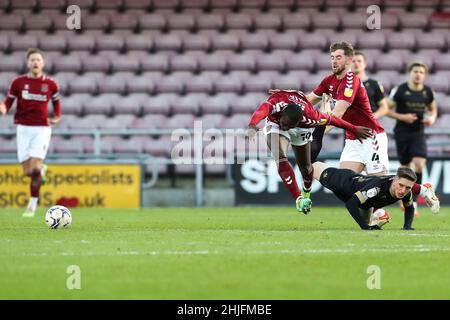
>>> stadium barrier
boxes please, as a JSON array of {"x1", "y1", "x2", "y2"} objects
[{"x1": 234, "y1": 157, "x2": 450, "y2": 206}]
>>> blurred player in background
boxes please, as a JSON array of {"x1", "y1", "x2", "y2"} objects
[
  {"x1": 352, "y1": 51, "x2": 389, "y2": 120},
  {"x1": 306, "y1": 41, "x2": 389, "y2": 176},
  {"x1": 0, "y1": 48, "x2": 61, "y2": 217},
  {"x1": 388, "y1": 62, "x2": 438, "y2": 212},
  {"x1": 247, "y1": 90, "x2": 372, "y2": 214}
]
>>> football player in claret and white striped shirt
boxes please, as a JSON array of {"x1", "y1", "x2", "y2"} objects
[{"x1": 0, "y1": 48, "x2": 61, "y2": 217}]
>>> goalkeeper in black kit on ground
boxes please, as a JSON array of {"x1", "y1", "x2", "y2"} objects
[{"x1": 312, "y1": 162, "x2": 424, "y2": 230}]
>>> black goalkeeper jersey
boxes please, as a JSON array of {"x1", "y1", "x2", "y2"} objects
[
  {"x1": 363, "y1": 78, "x2": 385, "y2": 113},
  {"x1": 320, "y1": 169, "x2": 413, "y2": 209},
  {"x1": 389, "y1": 82, "x2": 435, "y2": 133}
]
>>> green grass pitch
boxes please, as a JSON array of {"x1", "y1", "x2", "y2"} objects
[{"x1": 0, "y1": 206, "x2": 449, "y2": 300}]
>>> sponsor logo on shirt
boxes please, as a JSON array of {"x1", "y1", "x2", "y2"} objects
[
  {"x1": 21, "y1": 89, "x2": 47, "y2": 102},
  {"x1": 344, "y1": 87, "x2": 353, "y2": 97}
]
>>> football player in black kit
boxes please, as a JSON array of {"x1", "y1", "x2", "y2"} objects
[
  {"x1": 353, "y1": 51, "x2": 389, "y2": 119},
  {"x1": 312, "y1": 162, "x2": 418, "y2": 230},
  {"x1": 388, "y1": 62, "x2": 437, "y2": 211}
]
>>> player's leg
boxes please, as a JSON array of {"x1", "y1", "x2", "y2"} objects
[
  {"x1": 22, "y1": 126, "x2": 51, "y2": 217},
  {"x1": 266, "y1": 132, "x2": 302, "y2": 207},
  {"x1": 364, "y1": 132, "x2": 389, "y2": 176},
  {"x1": 312, "y1": 161, "x2": 331, "y2": 180},
  {"x1": 292, "y1": 142, "x2": 314, "y2": 199}
]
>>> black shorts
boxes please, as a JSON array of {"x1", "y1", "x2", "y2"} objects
[
  {"x1": 394, "y1": 131, "x2": 427, "y2": 165},
  {"x1": 319, "y1": 167, "x2": 356, "y2": 203}
]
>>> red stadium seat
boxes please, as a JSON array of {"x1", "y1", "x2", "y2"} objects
[
  {"x1": 155, "y1": 72, "x2": 191, "y2": 94},
  {"x1": 284, "y1": 49, "x2": 321, "y2": 72},
  {"x1": 99, "y1": 115, "x2": 135, "y2": 130},
  {"x1": 124, "y1": 34, "x2": 153, "y2": 51},
  {"x1": 282, "y1": 12, "x2": 311, "y2": 30},
  {"x1": 141, "y1": 93, "x2": 177, "y2": 116},
  {"x1": 269, "y1": 32, "x2": 299, "y2": 50},
  {"x1": 52, "y1": 55, "x2": 82, "y2": 73},
  {"x1": 182, "y1": 33, "x2": 211, "y2": 51},
  {"x1": 152, "y1": 0, "x2": 179, "y2": 10},
  {"x1": 0, "y1": 34, "x2": 9, "y2": 52},
  {"x1": 80, "y1": 13, "x2": 110, "y2": 31},
  {"x1": 122, "y1": 0, "x2": 151, "y2": 10},
  {"x1": 153, "y1": 32, "x2": 183, "y2": 51},
  {"x1": 412, "y1": 0, "x2": 440, "y2": 8},
  {"x1": 220, "y1": 113, "x2": 251, "y2": 129},
  {"x1": 139, "y1": 52, "x2": 171, "y2": 72},
  {"x1": 95, "y1": 0, "x2": 122, "y2": 10},
  {"x1": 95, "y1": 33, "x2": 125, "y2": 51},
  {"x1": 38, "y1": 0, "x2": 68, "y2": 10},
  {"x1": 426, "y1": 74, "x2": 450, "y2": 94},
  {"x1": 385, "y1": 31, "x2": 416, "y2": 50},
  {"x1": 225, "y1": 13, "x2": 254, "y2": 30},
  {"x1": 196, "y1": 13, "x2": 225, "y2": 30},
  {"x1": 167, "y1": 13, "x2": 196, "y2": 31},
  {"x1": 253, "y1": 13, "x2": 282, "y2": 30},
  {"x1": 126, "y1": 75, "x2": 157, "y2": 94},
  {"x1": 81, "y1": 54, "x2": 111, "y2": 73},
  {"x1": 38, "y1": 34, "x2": 67, "y2": 51},
  {"x1": 356, "y1": 32, "x2": 386, "y2": 50},
  {"x1": 98, "y1": 74, "x2": 133, "y2": 95},
  {"x1": 433, "y1": 53, "x2": 450, "y2": 71},
  {"x1": 184, "y1": 75, "x2": 215, "y2": 94},
  {"x1": 171, "y1": 94, "x2": 206, "y2": 115},
  {"x1": 0, "y1": 72, "x2": 18, "y2": 92},
  {"x1": 0, "y1": 14, "x2": 23, "y2": 30},
  {"x1": 256, "y1": 53, "x2": 285, "y2": 71},
  {"x1": 0, "y1": 54, "x2": 25, "y2": 72},
  {"x1": 160, "y1": 114, "x2": 195, "y2": 129},
  {"x1": 139, "y1": 14, "x2": 167, "y2": 30},
  {"x1": 10, "y1": 0, "x2": 37, "y2": 10},
  {"x1": 24, "y1": 14, "x2": 52, "y2": 31},
  {"x1": 413, "y1": 31, "x2": 446, "y2": 50},
  {"x1": 195, "y1": 114, "x2": 227, "y2": 129},
  {"x1": 66, "y1": 34, "x2": 96, "y2": 52},
  {"x1": 209, "y1": 0, "x2": 237, "y2": 10},
  {"x1": 209, "y1": 32, "x2": 240, "y2": 51},
  {"x1": 68, "y1": 74, "x2": 99, "y2": 94},
  {"x1": 0, "y1": 116, "x2": 16, "y2": 130},
  {"x1": 62, "y1": 94, "x2": 91, "y2": 116},
  {"x1": 311, "y1": 13, "x2": 340, "y2": 29},
  {"x1": 399, "y1": 12, "x2": 430, "y2": 30},
  {"x1": 227, "y1": 51, "x2": 258, "y2": 72},
  {"x1": 200, "y1": 95, "x2": 231, "y2": 114},
  {"x1": 375, "y1": 53, "x2": 404, "y2": 72},
  {"x1": 193, "y1": 50, "x2": 229, "y2": 72},
  {"x1": 271, "y1": 71, "x2": 307, "y2": 92},
  {"x1": 111, "y1": 95, "x2": 143, "y2": 115},
  {"x1": 298, "y1": 31, "x2": 328, "y2": 50},
  {"x1": 52, "y1": 72, "x2": 76, "y2": 95},
  {"x1": 10, "y1": 35, "x2": 38, "y2": 51},
  {"x1": 229, "y1": 93, "x2": 266, "y2": 114},
  {"x1": 242, "y1": 74, "x2": 272, "y2": 93},
  {"x1": 238, "y1": 30, "x2": 269, "y2": 51},
  {"x1": 84, "y1": 94, "x2": 120, "y2": 115}
]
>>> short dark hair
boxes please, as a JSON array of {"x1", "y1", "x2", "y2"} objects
[
  {"x1": 330, "y1": 41, "x2": 355, "y2": 57},
  {"x1": 354, "y1": 50, "x2": 367, "y2": 62},
  {"x1": 396, "y1": 167, "x2": 417, "y2": 182},
  {"x1": 407, "y1": 61, "x2": 428, "y2": 73},
  {"x1": 281, "y1": 104, "x2": 303, "y2": 125},
  {"x1": 26, "y1": 48, "x2": 45, "y2": 59}
]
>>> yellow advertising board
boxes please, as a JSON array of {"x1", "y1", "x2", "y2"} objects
[{"x1": 0, "y1": 164, "x2": 141, "y2": 208}]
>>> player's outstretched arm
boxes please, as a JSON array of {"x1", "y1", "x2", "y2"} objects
[
  {"x1": 345, "y1": 195, "x2": 371, "y2": 230},
  {"x1": 402, "y1": 203, "x2": 415, "y2": 230}
]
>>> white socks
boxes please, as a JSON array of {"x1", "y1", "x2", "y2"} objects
[{"x1": 28, "y1": 197, "x2": 38, "y2": 212}]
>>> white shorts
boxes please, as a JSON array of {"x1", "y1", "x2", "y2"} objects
[
  {"x1": 263, "y1": 120, "x2": 314, "y2": 146},
  {"x1": 340, "y1": 132, "x2": 389, "y2": 174},
  {"x1": 16, "y1": 125, "x2": 52, "y2": 163}
]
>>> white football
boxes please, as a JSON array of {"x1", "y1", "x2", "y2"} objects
[
  {"x1": 45, "y1": 205, "x2": 72, "y2": 229},
  {"x1": 369, "y1": 208, "x2": 391, "y2": 227}
]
